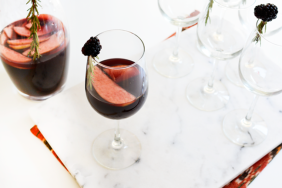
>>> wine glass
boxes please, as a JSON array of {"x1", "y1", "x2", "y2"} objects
[
  {"x1": 85, "y1": 30, "x2": 148, "y2": 169},
  {"x1": 223, "y1": 25, "x2": 282, "y2": 146},
  {"x1": 225, "y1": 0, "x2": 282, "y2": 87},
  {"x1": 225, "y1": 6, "x2": 255, "y2": 87},
  {"x1": 0, "y1": 0, "x2": 69, "y2": 100},
  {"x1": 186, "y1": 0, "x2": 256, "y2": 111},
  {"x1": 153, "y1": 0, "x2": 205, "y2": 78}
]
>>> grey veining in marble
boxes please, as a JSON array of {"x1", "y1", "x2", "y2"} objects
[{"x1": 29, "y1": 27, "x2": 282, "y2": 188}]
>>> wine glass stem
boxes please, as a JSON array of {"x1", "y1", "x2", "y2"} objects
[
  {"x1": 112, "y1": 120, "x2": 123, "y2": 149},
  {"x1": 246, "y1": 94, "x2": 259, "y2": 121},
  {"x1": 173, "y1": 26, "x2": 182, "y2": 59},
  {"x1": 205, "y1": 59, "x2": 218, "y2": 93},
  {"x1": 241, "y1": 95, "x2": 259, "y2": 130}
]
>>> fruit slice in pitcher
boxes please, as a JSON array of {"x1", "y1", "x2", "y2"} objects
[
  {"x1": 4, "y1": 25, "x2": 15, "y2": 39},
  {"x1": 22, "y1": 31, "x2": 64, "y2": 56},
  {"x1": 10, "y1": 44, "x2": 30, "y2": 50},
  {"x1": 0, "y1": 45, "x2": 31, "y2": 63},
  {"x1": 91, "y1": 67, "x2": 136, "y2": 105},
  {"x1": 7, "y1": 35, "x2": 50, "y2": 45},
  {"x1": 0, "y1": 32, "x2": 8, "y2": 45},
  {"x1": 25, "y1": 23, "x2": 32, "y2": 29},
  {"x1": 14, "y1": 26, "x2": 53, "y2": 37}
]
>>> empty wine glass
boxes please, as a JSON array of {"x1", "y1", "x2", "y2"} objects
[
  {"x1": 225, "y1": 0, "x2": 282, "y2": 87},
  {"x1": 186, "y1": 0, "x2": 256, "y2": 111},
  {"x1": 153, "y1": 0, "x2": 205, "y2": 78},
  {"x1": 223, "y1": 24, "x2": 282, "y2": 146}
]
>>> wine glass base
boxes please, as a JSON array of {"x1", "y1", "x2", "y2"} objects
[
  {"x1": 92, "y1": 128, "x2": 141, "y2": 170},
  {"x1": 186, "y1": 77, "x2": 229, "y2": 111},
  {"x1": 153, "y1": 47, "x2": 194, "y2": 78},
  {"x1": 225, "y1": 59, "x2": 243, "y2": 87},
  {"x1": 223, "y1": 110, "x2": 268, "y2": 147}
]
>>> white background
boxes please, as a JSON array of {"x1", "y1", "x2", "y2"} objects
[{"x1": 0, "y1": 0, "x2": 281, "y2": 187}]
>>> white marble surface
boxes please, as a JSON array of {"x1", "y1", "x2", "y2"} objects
[{"x1": 29, "y1": 26, "x2": 282, "y2": 188}]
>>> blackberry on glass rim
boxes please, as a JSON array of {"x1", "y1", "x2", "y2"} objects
[
  {"x1": 253, "y1": 3, "x2": 278, "y2": 43},
  {"x1": 254, "y1": 3, "x2": 278, "y2": 22},
  {"x1": 82, "y1": 36, "x2": 102, "y2": 57}
]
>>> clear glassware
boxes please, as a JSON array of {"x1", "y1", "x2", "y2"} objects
[
  {"x1": 225, "y1": 56, "x2": 245, "y2": 87},
  {"x1": 0, "y1": 0, "x2": 69, "y2": 101},
  {"x1": 223, "y1": 24, "x2": 282, "y2": 146},
  {"x1": 225, "y1": 3, "x2": 257, "y2": 87},
  {"x1": 153, "y1": 0, "x2": 205, "y2": 78},
  {"x1": 225, "y1": 1, "x2": 282, "y2": 87},
  {"x1": 85, "y1": 30, "x2": 148, "y2": 169},
  {"x1": 186, "y1": 0, "x2": 255, "y2": 111}
]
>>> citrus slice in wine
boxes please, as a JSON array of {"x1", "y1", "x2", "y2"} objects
[{"x1": 91, "y1": 67, "x2": 136, "y2": 105}]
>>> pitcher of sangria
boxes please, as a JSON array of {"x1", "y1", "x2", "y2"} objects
[{"x1": 0, "y1": 0, "x2": 69, "y2": 100}]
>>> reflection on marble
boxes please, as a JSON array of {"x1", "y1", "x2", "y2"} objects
[{"x1": 29, "y1": 27, "x2": 282, "y2": 188}]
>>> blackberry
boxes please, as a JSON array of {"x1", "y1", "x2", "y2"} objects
[
  {"x1": 254, "y1": 4, "x2": 266, "y2": 20},
  {"x1": 253, "y1": 3, "x2": 278, "y2": 43},
  {"x1": 254, "y1": 3, "x2": 278, "y2": 22},
  {"x1": 81, "y1": 37, "x2": 102, "y2": 57}
]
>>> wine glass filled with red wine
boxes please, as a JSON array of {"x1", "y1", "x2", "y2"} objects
[{"x1": 84, "y1": 30, "x2": 148, "y2": 170}]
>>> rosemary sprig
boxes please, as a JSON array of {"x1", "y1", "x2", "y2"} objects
[
  {"x1": 205, "y1": 0, "x2": 247, "y2": 26},
  {"x1": 87, "y1": 56, "x2": 99, "y2": 90},
  {"x1": 205, "y1": 0, "x2": 214, "y2": 26},
  {"x1": 26, "y1": 0, "x2": 41, "y2": 60},
  {"x1": 253, "y1": 20, "x2": 267, "y2": 44}
]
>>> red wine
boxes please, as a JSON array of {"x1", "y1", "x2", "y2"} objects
[
  {"x1": 85, "y1": 58, "x2": 148, "y2": 120},
  {"x1": 0, "y1": 14, "x2": 69, "y2": 97}
]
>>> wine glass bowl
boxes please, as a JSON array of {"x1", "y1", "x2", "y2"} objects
[
  {"x1": 223, "y1": 26, "x2": 282, "y2": 146},
  {"x1": 85, "y1": 30, "x2": 148, "y2": 169},
  {"x1": 197, "y1": 18, "x2": 246, "y2": 60},
  {"x1": 197, "y1": 1, "x2": 252, "y2": 60},
  {"x1": 153, "y1": 0, "x2": 205, "y2": 78},
  {"x1": 85, "y1": 59, "x2": 148, "y2": 120},
  {"x1": 158, "y1": 0, "x2": 201, "y2": 27},
  {"x1": 215, "y1": 0, "x2": 256, "y2": 9},
  {"x1": 239, "y1": 33, "x2": 282, "y2": 96}
]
